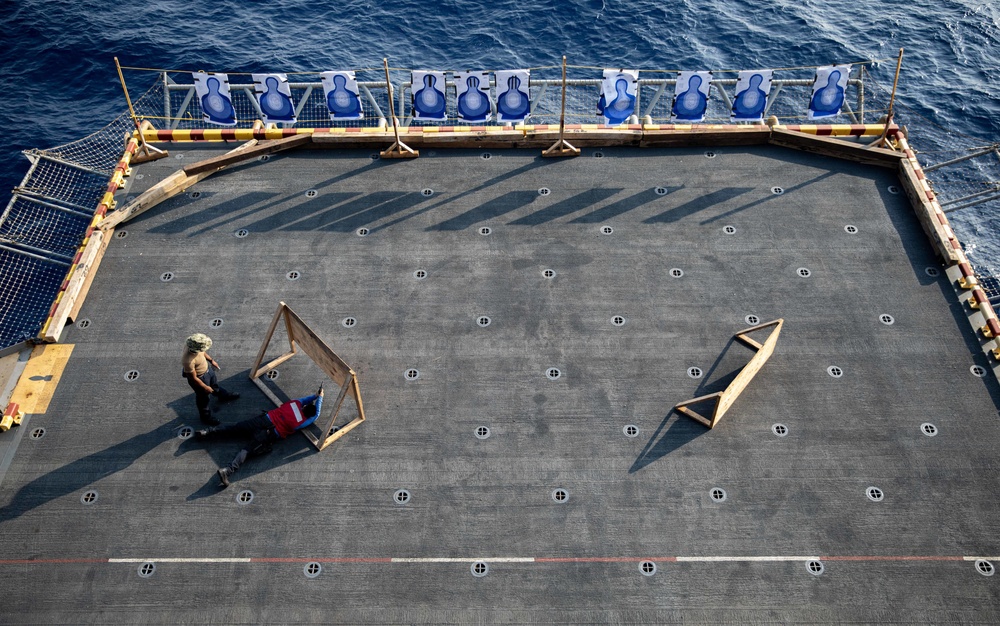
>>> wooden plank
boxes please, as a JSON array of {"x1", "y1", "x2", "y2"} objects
[
  {"x1": 734, "y1": 333, "x2": 763, "y2": 351},
  {"x1": 283, "y1": 306, "x2": 353, "y2": 387},
  {"x1": 769, "y1": 128, "x2": 904, "y2": 168},
  {"x1": 182, "y1": 133, "x2": 311, "y2": 175},
  {"x1": 99, "y1": 138, "x2": 261, "y2": 231},
  {"x1": 42, "y1": 230, "x2": 106, "y2": 343},
  {"x1": 251, "y1": 376, "x2": 283, "y2": 408},
  {"x1": 254, "y1": 351, "x2": 298, "y2": 379},
  {"x1": 250, "y1": 302, "x2": 288, "y2": 379},
  {"x1": 351, "y1": 374, "x2": 366, "y2": 423},
  {"x1": 710, "y1": 320, "x2": 782, "y2": 427},
  {"x1": 641, "y1": 128, "x2": 771, "y2": 147},
  {"x1": 898, "y1": 159, "x2": 962, "y2": 263},
  {"x1": 317, "y1": 415, "x2": 365, "y2": 450},
  {"x1": 98, "y1": 168, "x2": 204, "y2": 230},
  {"x1": 673, "y1": 319, "x2": 783, "y2": 429},
  {"x1": 68, "y1": 227, "x2": 112, "y2": 323},
  {"x1": 306, "y1": 374, "x2": 354, "y2": 450},
  {"x1": 674, "y1": 393, "x2": 721, "y2": 428}
]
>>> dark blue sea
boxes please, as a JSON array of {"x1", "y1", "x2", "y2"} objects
[{"x1": 0, "y1": 0, "x2": 998, "y2": 258}]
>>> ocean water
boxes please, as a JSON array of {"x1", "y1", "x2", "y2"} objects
[{"x1": 0, "y1": 0, "x2": 997, "y2": 257}]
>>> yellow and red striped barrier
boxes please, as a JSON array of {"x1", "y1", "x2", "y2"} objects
[
  {"x1": 140, "y1": 123, "x2": 897, "y2": 143},
  {"x1": 897, "y1": 133, "x2": 1000, "y2": 358},
  {"x1": 38, "y1": 137, "x2": 140, "y2": 339}
]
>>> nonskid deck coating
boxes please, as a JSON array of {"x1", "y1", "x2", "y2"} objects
[{"x1": 1, "y1": 146, "x2": 999, "y2": 623}]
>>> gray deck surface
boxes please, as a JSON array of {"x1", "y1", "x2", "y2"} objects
[{"x1": 1, "y1": 144, "x2": 1000, "y2": 623}]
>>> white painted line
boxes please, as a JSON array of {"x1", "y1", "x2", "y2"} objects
[
  {"x1": 963, "y1": 556, "x2": 1000, "y2": 561},
  {"x1": 675, "y1": 556, "x2": 820, "y2": 562},
  {"x1": 108, "y1": 558, "x2": 253, "y2": 563},
  {"x1": 390, "y1": 557, "x2": 535, "y2": 563}
]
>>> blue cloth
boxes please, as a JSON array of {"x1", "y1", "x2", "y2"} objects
[{"x1": 294, "y1": 393, "x2": 323, "y2": 430}]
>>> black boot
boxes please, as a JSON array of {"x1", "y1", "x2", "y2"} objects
[
  {"x1": 195, "y1": 426, "x2": 222, "y2": 439},
  {"x1": 200, "y1": 412, "x2": 220, "y2": 426},
  {"x1": 217, "y1": 389, "x2": 240, "y2": 403},
  {"x1": 217, "y1": 449, "x2": 249, "y2": 489}
]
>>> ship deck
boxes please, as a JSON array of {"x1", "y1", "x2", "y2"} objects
[{"x1": 2, "y1": 143, "x2": 1000, "y2": 623}]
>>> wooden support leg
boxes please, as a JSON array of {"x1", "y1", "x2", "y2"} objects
[
  {"x1": 130, "y1": 121, "x2": 169, "y2": 165},
  {"x1": 99, "y1": 135, "x2": 267, "y2": 230},
  {"x1": 542, "y1": 138, "x2": 580, "y2": 158},
  {"x1": 379, "y1": 140, "x2": 419, "y2": 159}
]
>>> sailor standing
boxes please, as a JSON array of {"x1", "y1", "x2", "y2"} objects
[{"x1": 181, "y1": 333, "x2": 239, "y2": 425}]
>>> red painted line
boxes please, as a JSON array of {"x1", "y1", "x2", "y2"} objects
[
  {"x1": 189, "y1": 129, "x2": 206, "y2": 141},
  {"x1": 816, "y1": 127, "x2": 833, "y2": 136},
  {"x1": 536, "y1": 557, "x2": 678, "y2": 563},
  {"x1": 220, "y1": 129, "x2": 236, "y2": 141}
]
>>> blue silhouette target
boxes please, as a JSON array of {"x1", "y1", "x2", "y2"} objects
[
  {"x1": 412, "y1": 71, "x2": 447, "y2": 121},
  {"x1": 671, "y1": 71, "x2": 712, "y2": 122},
  {"x1": 252, "y1": 73, "x2": 296, "y2": 124},
  {"x1": 808, "y1": 65, "x2": 851, "y2": 120},
  {"x1": 193, "y1": 72, "x2": 237, "y2": 126},
  {"x1": 600, "y1": 69, "x2": 637, "y2": 124},
  {"x1": 321, "y1": 71, "x2": 363, "y2": 120},
  {"x1": 455, "y1": 71, "x2": 491, "y2": 123},
  {"x1": 496, "y1": 69, "x2": 530, "y2": 123},
  {"x1": 731, "y1": 70, "x2": 772, "y2": 122}
]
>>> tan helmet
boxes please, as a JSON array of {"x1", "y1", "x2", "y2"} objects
[{"x1": 186, "y1": 333, "x2": 213, "y2": 352}]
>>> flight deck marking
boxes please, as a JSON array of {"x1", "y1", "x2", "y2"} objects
[
  {"x1": 0, "y1": 555, "x2": 982, "y2": 566},
  {"x1": 9, "y1": 344, "x2": 74, "y2": 415}
]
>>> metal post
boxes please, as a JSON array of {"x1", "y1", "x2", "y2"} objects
[{"x1": 924, "y1": 145, "x2": 1000, "y2": 172}]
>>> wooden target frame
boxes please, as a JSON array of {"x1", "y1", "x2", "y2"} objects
[
  {"x1": 673, "y1": 318, "x2": 783, "y2": 429},
  {"x1": 250, "y1": 302, "x2": 366, "y2": 451}
]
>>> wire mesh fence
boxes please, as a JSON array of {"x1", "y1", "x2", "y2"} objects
[
  {"x1": 0, "y1": 59, "x2": 997, "y2": 350},
  {"x1": 148, "y1": 65, "x2": 885, "y2": 129}
]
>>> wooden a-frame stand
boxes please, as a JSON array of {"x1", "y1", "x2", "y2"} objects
[
  {"x1": 673, "y1": 318, "x2": 783, "y2": 429},
  {"x1": 250, "y1": 302, "x2": 367, "y2": 451},
  {"x1": 379, "y1": 57, "x2": 418, "y2": 159},
  {"x1": 542, "y1": 55, "x2": 580, "y2": 158}
]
